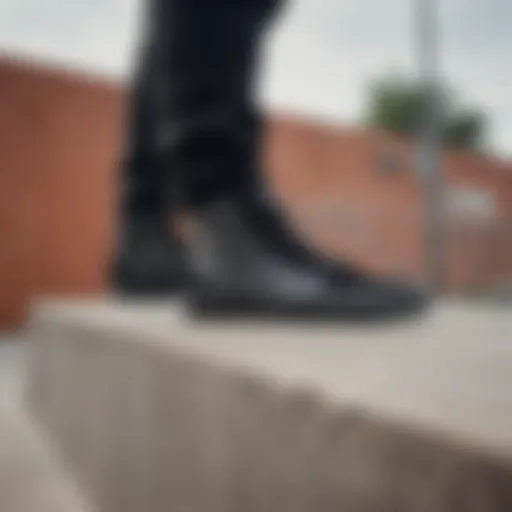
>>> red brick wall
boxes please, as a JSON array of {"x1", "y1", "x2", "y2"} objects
[
  {"x1": 0, "y1": 57, "x2": 123, "y2": 329},
  {"x1": 268, "y1": 117, "x2": 512, "y2": 292},
  {"x1": 1, "y1": 56, "x2": 511, "y2": 329},
  {"x1": 266, "y1": 122, "x2": 426, "y2": 279}
]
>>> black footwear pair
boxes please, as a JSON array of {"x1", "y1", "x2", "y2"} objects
[{"x1": 113, "y1": 192, "x2": 428, "y2": 320}]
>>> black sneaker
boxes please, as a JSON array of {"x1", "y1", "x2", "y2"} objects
[{"x1": 186, "y1": 195, "x2": 428, "y2": 320}]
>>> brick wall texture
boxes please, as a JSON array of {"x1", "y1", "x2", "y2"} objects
[{"x1": 1, "y1": 55, "x2": 511, "y2": 329}]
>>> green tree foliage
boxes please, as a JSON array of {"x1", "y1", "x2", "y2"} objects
[{"x1": 365, "y1": 75, "x2": 487, "y2": 151}]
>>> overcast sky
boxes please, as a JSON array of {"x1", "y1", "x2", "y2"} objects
[{"x1": 0, "y1": 0, "x2": 510, "y2": 157}]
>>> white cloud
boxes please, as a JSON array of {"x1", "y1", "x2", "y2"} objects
[{"x1": 0, "y1": 0, "x2": 140, "y2": 75}]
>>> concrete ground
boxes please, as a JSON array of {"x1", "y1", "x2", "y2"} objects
[
  {"x1": 0, "y1": 335, "x2": 25, "y2": 401},
  {"x1": 3, "y1": 298, "x2": 511, "y2": 512},
  {"x1": 0, "y1": 335, "x2": 93, "y2": 512},
  {"x1": 27, "y1": 299, "x2": 512, "y2": 512}
]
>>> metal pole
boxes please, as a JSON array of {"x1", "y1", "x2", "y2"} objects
[{"x1": 415, "y1": 0, "x2": 445, "y2": 294}]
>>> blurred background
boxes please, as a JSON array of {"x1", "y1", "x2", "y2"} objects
[{"x1": 0, "y1": 0, "x2": 511, "y2": 330}]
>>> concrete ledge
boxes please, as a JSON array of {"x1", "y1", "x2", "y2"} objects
[
  {"x1": 0, "y1": 398, "x2": 93, "y2": 512},
  {"x1": 27, "y1": 299, "x2": 512, "y2": 511}
]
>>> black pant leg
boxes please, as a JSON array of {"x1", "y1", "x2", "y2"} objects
[
  {"x1": 152, "y1": 0, "x2": 284, "y2": 208},
  {"x1": 120, "y1": 39, "x2": 167, "y2": 221}
]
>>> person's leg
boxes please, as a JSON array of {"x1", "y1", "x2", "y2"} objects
[
  {"x1": 112, "y1": 33, "x2": 187, "y2": 295},
  {"x1": 121, "y1": 46, "x2": 165, "y2": 221},
  {"x1": 112, "y1": 0, "x2": 277, "y2": 296},
  {"x1": 149, "y1": 0, "x2": 427, "y2": 318},
  {"x1": 152, "y1": 0, "x2": 282, "y2": 208}
]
